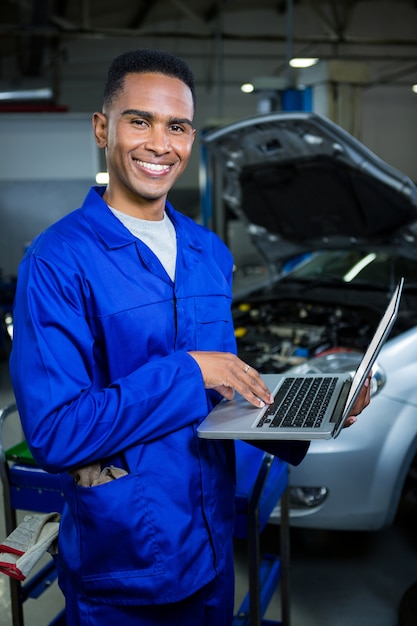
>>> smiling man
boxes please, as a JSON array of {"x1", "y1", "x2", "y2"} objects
[
  {"x1": 94, "y1": 71, "x2": 196, "y2": 219},
  {"x1": 9, "y1": 49, "x2": 369, "y2": 625}
]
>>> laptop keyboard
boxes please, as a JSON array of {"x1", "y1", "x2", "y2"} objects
[{"x1": 257, "y1": 376, "x2": 338, "y2": 429}]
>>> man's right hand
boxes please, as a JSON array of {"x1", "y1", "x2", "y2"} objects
[{"x1": 187, "y1": 351, "x2": 273, "y2": 408}]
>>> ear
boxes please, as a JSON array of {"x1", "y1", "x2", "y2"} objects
[{"x1": 92, "y1": 112, "x2": 108, "y2": 148}]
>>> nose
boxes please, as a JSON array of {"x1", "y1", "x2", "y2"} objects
[{"x1": 144, "y1": 124, "x2": 170, "y2": 154}]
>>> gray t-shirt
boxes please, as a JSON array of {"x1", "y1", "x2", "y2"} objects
[{"x1": 109, "y1": 206, "x2": 177, "y2": 281}]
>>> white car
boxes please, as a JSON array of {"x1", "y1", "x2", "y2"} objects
[{"x1": 202, "y1": 111, "x2": 417, "y2": 530}]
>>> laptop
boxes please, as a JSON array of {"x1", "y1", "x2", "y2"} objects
[{"x1": 197, "y1": 278, "x2": 404, "y2": 441}]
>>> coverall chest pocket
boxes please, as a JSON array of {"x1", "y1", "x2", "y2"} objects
[{"x1": 194, "y1": 297, "x2": 232, "y2": 350}]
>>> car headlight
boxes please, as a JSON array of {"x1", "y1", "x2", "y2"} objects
[
  {"x1": 289, "y1": 486, "x2": 328, "y2": 508},
  {"x1": 287, "y1": 351, "x2": 386, "y2": 398},
  {"x1": 368, "y1": 362, "x2": 386, "y2": 396},
  {"x1": 4, "y1": 312, "x2": 13, "y2": 340}
]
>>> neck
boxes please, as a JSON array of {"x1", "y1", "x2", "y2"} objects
[{"x1": 102, "y1": 189, "x2": 166, "y2": 221}]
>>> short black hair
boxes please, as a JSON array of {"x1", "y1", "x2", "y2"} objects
[{"x1": 103, "y1": 49, "x2": 196, "y2": 110}]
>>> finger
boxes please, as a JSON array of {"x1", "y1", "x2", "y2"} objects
[
  {"x1": 237, "y1": 387, "x2": 270, "y2": 408},
  {"x1": 235, "y1": 361, "x2": 271, "y2": 394},
  {"x1": 233, "y1": 364, "x2": 274, "y2": 407},
  {"x1": 187, "y1": 351, "x2": 273, "y2": 407},
  {"x1": 344, "y1": 416, "x2": 357, "y2": 428}
]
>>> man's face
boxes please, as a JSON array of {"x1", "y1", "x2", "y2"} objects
[{"x1": 93, "y1": 72, "x2": 196, "y2": 217}]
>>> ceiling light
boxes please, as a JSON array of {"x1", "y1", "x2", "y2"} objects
[
  {"x1": 96, "y1": 172, "x2": 109, "y2": 185},
  {"x1": 289, "y1": 58, "x2": 319, "y2": 69},
  {"x1": 240, "y1": 82, "x2": 255, "y2": 94},
  {"x1": 0, "y1": 87, "x2": 53, "y2": 101},
  {"x1": 412, "y1": 84, "x2": 417, "y2": 94}
]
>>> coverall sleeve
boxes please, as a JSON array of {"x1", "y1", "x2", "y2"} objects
[{"x1": 9, "y1": 253, "x2": 210, "y2": 473}]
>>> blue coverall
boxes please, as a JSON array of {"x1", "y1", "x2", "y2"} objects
[{"x1": 10, "y1": 186, "x2": 308, "y2": 623}]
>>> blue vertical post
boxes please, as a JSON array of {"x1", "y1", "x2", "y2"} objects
[{"x1": 281, "y1": 87, "x2": 313, "y2": 111}]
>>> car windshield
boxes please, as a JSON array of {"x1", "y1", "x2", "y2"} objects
[{"x1": 286, "y1": 250, "x2": 417, "y2": 287}]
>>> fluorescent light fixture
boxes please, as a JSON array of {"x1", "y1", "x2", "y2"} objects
[
  {"x1": 96, "y1": 172, "x2": 109, "y2": 185},
  {"x1": 343, "y1": 253, "x2": 377, "y2": 282},
  {"x1": 0, "y1": 87, "x2": 53, "y2": 101},
  {"x1": 289, "y1": 58, "x2": 319, "y2": 69},
  {"x1": 240, "y1": 82, "x2": 255, "y2": 93},
  {"x1": 412, "y1": 84, "x2": 417, "y2": 94}
]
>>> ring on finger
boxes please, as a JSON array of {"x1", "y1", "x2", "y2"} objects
[{"x1": 244, "y1": 364, "x2": 250, "y2": 373}]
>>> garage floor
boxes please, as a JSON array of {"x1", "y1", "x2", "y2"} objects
[
  {"x1": 1, "y1": 360, "x2": 417, "y2": 626},
  {"x1": 235, "y1": 514, "x2": 417, "y2": 625}
]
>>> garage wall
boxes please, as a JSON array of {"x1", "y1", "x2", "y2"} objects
[
  {"x1": 0, "y1": 114, "x2": 100, "y2": 275},
  {"x1": 0, "y1": 180, "x2": 92, "y2": 276},
  {"x1": 362, "y1": 86, "x2": 417, "y2": 180}
]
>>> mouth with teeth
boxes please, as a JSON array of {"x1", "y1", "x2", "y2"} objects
[{"x1": 134, "y1": 159, "x2": 172, "y2": 174}]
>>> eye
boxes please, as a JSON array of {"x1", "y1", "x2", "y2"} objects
[
  {"x1": 169, "y1": 124, "x2": 185, "y2": 133},
  {"x1": 131, "y1": 118, "x2": 148, "y2": 127}
]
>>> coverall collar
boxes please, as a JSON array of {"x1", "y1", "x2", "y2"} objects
[{"x1": 82, "y1": 186, "x2": 203, "y2": 254}]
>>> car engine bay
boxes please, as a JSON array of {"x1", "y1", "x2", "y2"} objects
[{"x1": 233, "y1": 289, "x2": 413, "y2": 374}]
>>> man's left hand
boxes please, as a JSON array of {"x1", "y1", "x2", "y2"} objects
[{"x1": 343, "y1": 373, "x2": 372, "y2": 428}]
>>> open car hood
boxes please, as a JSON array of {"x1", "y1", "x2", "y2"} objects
[{"x1": 202, "y1": 112, "x2": 417, "y2": 268}]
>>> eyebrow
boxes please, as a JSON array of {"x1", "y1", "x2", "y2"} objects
[{"x1": 121, "y1": 109, "x2": 194, "y2": 129}]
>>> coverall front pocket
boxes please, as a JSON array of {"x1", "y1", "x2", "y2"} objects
[{"x1": 69, "y1": 472, "x2": 165, "y2": 599}]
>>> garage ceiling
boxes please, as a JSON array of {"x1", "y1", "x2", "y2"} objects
[{"x1": 1, "y1": 0, "x2": 417, "y2": 87}]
